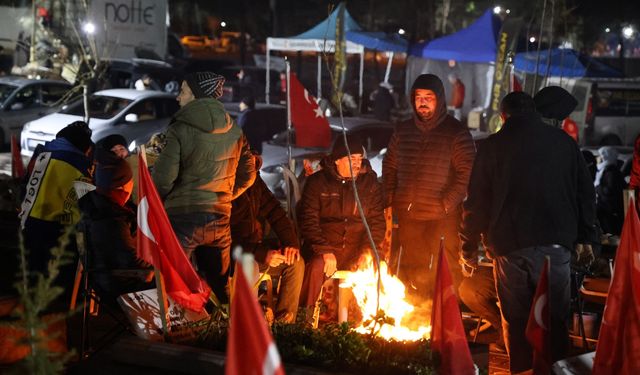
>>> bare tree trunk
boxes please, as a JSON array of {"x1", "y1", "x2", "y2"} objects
[{"x1": 441, "y1": 0, "x2": 451, "y2": 35}]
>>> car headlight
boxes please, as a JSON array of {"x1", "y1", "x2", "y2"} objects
[{"x1": 128, "y1": 140, "x2": 136, "y2": 152}]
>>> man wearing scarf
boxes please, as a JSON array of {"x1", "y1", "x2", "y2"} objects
[{"x1": 382, "y1": 74, "x2": 475, "y2": 301}]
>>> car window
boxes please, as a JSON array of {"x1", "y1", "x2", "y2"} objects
[
  {"x1": 127, "y1": 99, "x2": 157, "y2": 122},
  {"x1": 0, "y1": 83, "x2": 17, "y2": 104},
  {"x1": 41, "y1": 84, "x2": 69, "y2": 105},
  {"x1": 594, "y1": 88, "x2": 640, "y2": 117},
  {"x1": 9, "y1": 85, "x2": 38, "y2": 109},
  {"x1": 62, "y1": 95, "x2": 133, "y2": 119}
]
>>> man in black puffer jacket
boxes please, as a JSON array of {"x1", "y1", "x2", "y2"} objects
[
  {"x1": 382, "y1": 74, "x2": 475, "y2": 299},
  {"x1": 299, "y1": 137, "x2": 385, "y2": 309}
]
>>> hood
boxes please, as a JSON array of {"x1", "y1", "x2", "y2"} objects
[
  {"x1": 534, "y1": 86, "x2": 578, "y2": 121},
  {"x1": 410, "y1": 74, "x2": 448, "y2": 131},
  {"x1": 174, "y1": 98, "x2": 233, "y2": 134},
  {"x1": 598, "y1": 146, "x2": 619, "y2": 166},
  {"x1": 23, "y1": 113, "x2": 110, "y2": 138}
]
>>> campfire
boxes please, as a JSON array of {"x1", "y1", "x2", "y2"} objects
[{"x1": 340, "y1": 254, "x2": 431, "y2": 341}]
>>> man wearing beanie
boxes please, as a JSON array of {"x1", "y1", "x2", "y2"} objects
[
  {"x1": 382, "y1": 74, "x2": 475, "y2": 302},
  {"x1": 298, "y1": 136, "x2": 385, "y2": 312},
  {"x1": 534, "y1": 86, "x2": 580, "y2": 141},
  {"x1": 20, "y1": 121, "x2": 94, "y2": 276},
  {"x1": 152, "y1": 71, "x2": 256, "y2": 302},
  {"x1": 79, "y1": 152, "x2": 151, "y2": 300}
]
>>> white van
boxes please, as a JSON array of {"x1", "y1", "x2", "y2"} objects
[{"x1": 546, "y1": 77, "x2": 640, "y2": 146}]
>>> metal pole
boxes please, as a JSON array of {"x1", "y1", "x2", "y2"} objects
[
  {"x1": 384, "y1": 52, "x2": 394, "y2": 83},
  {"x1": 543, "y1": 0, "x2": 555, "y2": 86},
  {"x1": 359, "y1": 51, "x2": 364, "y2": 113},
  {"x1": 286, "y1": 60, "x2": 292, "y2": 171},
  {"x1": 532, "y1": 0, "x2": 548, "y2": 94},
  {"x1": 29, "y1": 0, "x2": 37, "y2": 64},
  {"x1": 266, "y1": 42, "x2": 271, "y2": 104},
  {"x1": 317, "y1": 54, "x2": 322, "y2": 99}
]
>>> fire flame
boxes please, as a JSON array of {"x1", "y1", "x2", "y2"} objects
[{"x1": 340, "y1": 254, "x2": 431, "y2": 341}]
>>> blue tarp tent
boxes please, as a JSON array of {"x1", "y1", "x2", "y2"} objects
[
  {"x1": 514, "y1": 48, "x2": 622, "y2": 78},
  {"x1": 346, "y1": 31, "x2": 408, "y2": 53},
  {"x1": 409, "y1": 9, "x2": 501, "y2": 63},
  {"x1": 293, "y1": 7, "x2": 362, "y2": 39}
]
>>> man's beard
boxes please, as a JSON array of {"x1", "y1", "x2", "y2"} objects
[{"x1": 417, "y1": 107, "x2": 434, "y2": 122}]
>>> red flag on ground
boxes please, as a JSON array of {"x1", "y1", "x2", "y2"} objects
[
  {"x1": 289, "y1": 72, "x2": 331, "y2": 148},
  {"x1": 526, "y1": 257, "x2": 551, "y2": 374},
  {"x1": 593, "y1": 201, "x2": 640, "y2": 375},
  {"x1": 226, "y1": 261, "x2": 284, "y2": 375},
  {"x1": 136, "y1": 153, "x2": 210, "y2": 312},
  {"x1": 431, "y1": 238, "x2": 476, "y2": 375},
  {"x1": 11, "y1": 134, "x2": 25, "y2": 179}
]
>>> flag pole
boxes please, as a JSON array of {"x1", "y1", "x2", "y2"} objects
[
  {"x1": 139, "y1": 145, "x2": 171, "y2": 338},
  {"x1": 285, "y1": 59, "x2": 293, "y2": 172}
]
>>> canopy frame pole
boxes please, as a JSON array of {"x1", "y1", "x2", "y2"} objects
[
  {"x1": 384, "y1": 52, "x2": 394, "y2": 83},
  {"x1": 266, "y1": 43, "x2": 271, "y2": 104},
  {"x1": 359, "y1": 51, "x2": 364, "y2": 113},
  {"x1": 317, "y1": 54, "x2": 322, "y2": 98}
]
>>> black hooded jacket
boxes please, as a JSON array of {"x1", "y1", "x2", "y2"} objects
[{"x1": 382, "y1": 74, "x2": 476, "y2": 220}]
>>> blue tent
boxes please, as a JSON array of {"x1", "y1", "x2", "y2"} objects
[
  {"x1": 293, "y1": 6, "x2": 362, "y2": 40},
  {"x1": 409, "y1": 9, "x2": 501, "y2": 63},
  {"x1": 346, "y1": 31, "x2": 408, "y2": 53},
  {"x1": 514, "y1": 48, "x2": 623, "y2": 78}
]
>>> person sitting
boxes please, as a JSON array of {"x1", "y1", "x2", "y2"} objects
[
  {"x1": 231, "y1": 152, "x2": 304, "y2": 323},
  {"x1": 298, "y1": 136, "x2": 385, "y2": 311},
  {"x1": 96, "y1": 134, "x2": 129, "y2": 160},
  {"x1": 78, "y1": 151, "x2": 152, "y2": 301},
  {"x1": 595, "y1": 146, "x2": 625, "y2": 235}
]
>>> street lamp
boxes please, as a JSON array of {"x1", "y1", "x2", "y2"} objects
[
  {"x1": 398, "y1": 28, "x2": 405, "y2": 35},
  {"x1": 605, "y1": 27, "x2": 611, "y2": 33},
  {"x1": 529, "y1": 36, "x2": 536, "y2": 43},
  {"x1": 622, "y1": 26, "x2": 634, "y2": 39},
  {"x1": 220, "y1": 21, "x2": 227, "y2": 28},
  {"x1": 83, "y1": 22, "x2": 96, "y2": 35},
  {"x1": 493, "y1": 6, "x2": 502, "y2": 14}
]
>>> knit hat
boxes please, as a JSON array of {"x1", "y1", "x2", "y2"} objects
[
  {"x1": 97, "y1": 134, "x2": 128, "y2": 152},
  {"x1": 331, "y1": 136, "x2": 364, "y2": 161},
  {"x1": 56, "y1": 121, "x2": 93, "y2": 153},
  {"x1": 184, "y1": 72, "x2": 225, "y2": 99},
  {"x1": 534, "y1": 86, "x2": 578, "y2": 121},
  {"x1": 95, "y1": 152, "x2": 133, "y2": 192}
]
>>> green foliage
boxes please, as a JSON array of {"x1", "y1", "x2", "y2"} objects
[
  {"x1": 196, "y1": 320, "x2": 437, "y2": 375},
  {"x1": 4, "y1": 227, "x2": 76, "y2": 375}
]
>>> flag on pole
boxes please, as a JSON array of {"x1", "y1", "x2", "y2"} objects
[
  {"x1": 526, "y1": 256, "x2": 551, "y2": 374},
  {"x1": 136, "y1": 153, "x2": 210, "y2": 312},
  {"x1": 431, "y1": 238, "x2": 476, "y2": 375},
  {"x1": 11, "y1": 134, "x2": 25, "y2": 179},
  {"x1": 289, "y1": 72, "x2": 331, "y2": 148},
  {"x1": 593, "y1": 201, "x2": 640, "y2": 375},
  {"x1": 226, "y1": 255, "x2": 284, "y2": 375}
]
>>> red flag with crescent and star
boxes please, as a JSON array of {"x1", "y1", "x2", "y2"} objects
[
  {"x1": 526, "y1": 256, "x2": 551, "y2": 374},
  {"x1": 136, "y1": 153, "x2": 210, "y2": 312},
  {"x1": 226, "y1": 261, "x2": 285, "y2": 375},
  {"x1": 593, "y1": 201, "x2": 640, "y2": 375},
  {"x1": 289, "y1": 72, "x2": 331, "y2": 148},
  {"x1": 430, "y1": 238, "x2": 476, "y2": 375}
]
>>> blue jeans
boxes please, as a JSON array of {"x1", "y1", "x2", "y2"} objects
[
  {"x1": 494, "y1": 245, "x2": 571, "y2": 373},
  {"x1": 169, "y1": 213, "x2": 231, "y2": 302}
]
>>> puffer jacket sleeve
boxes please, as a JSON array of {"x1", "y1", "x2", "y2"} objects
[
  {"x1": 382, "y1": 129, "x2": 399, "y2": 208},
  {"x1": 152, "y1": 125, "x2": 181, "y2": 200},
  {"x1": 256, "y1": 177, "x2": 300, "y2": 249},
  {"x1": 300, "y1": 174, "x2": 336, "y2": 256},
  {"x1": 442, "y1": 129, "x2": 476, "y2": 212},
  {"x1": 232, "y1": 135, "x2": 257, "y2": 200}
]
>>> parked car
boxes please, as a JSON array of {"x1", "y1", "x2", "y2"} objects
[
  {"x1": 259, "y1": 116, "x2": 395, "y2": 198},
  {"x1": 547, "y1": 77, "x2": 640, "y2": 146},
  {"x1": 0, "y1": 76, "x2": 73, "y2": 147},
  {"x1": 83, "y1": 58, "x2": 183, "y2": 94},
  {"x1": 21, "y1": 89, "x2": 178, "y2": 157}
]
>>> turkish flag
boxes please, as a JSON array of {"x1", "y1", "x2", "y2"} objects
[
  {"x1": 593, "y1": 201, "x2": 640, "y2": 375},
  {"x1": 526, "y1": 257, "x2": 551, "y2": 375},
  {"x1": 562, "y1": 118, "x2": 579, "y2": 142},
  {"x1": 11, "y1": 134, "x2": 25, "y2": 179},
  {"x1": 510, "y1": 71, "x2": 522, "y2": 92},
  {"x1": 289, "y1": 73, "x2": 331, "y2": 148},
  {"x1": 431, "y1": 238, "x2": 476, "y2": 375},
  {"x1": 136, "y1": 153, "x2": 210, "y2": 312},
  {"x1": 226, "y1": 261, "x2": 284, "y2": 375}
]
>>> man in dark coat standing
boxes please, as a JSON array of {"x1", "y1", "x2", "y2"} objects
[
  {"x1": 382, "y1": 73, "x2": 475, "y2": 300},
  {"x1": 459, "y1": 92, "x2": 597, "y2": 373}
]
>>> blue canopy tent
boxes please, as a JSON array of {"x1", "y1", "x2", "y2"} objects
[
  {"x1": 266, "y1": 4, "x2": 366, "y2": 102},
  {"x1": 409, "y1": 9, "x2": 501, "y2": 63},
  {"x1": 347, "y1": 31, "x2": 408, "y2": 82},
  {"x1": 514, "y1": 48, "x2": 623, "y2": 78},
  {"x1": 406, "y1": 9, "x2": 502, "y2": 116}
]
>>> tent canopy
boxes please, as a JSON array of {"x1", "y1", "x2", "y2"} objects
[
  {"x1": 409, "y1": 9, "x2": 501, "y2": 63},
  {"x1": 293, "y1": 6, "x2": 362, "y2": 40},
  {"x1": 346, "y1": 31, "x2": 408, "y2": 53},
  {"x1": 514, "y1": 48, "x2": 623, "y2": 78}
]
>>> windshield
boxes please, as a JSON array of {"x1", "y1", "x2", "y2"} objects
[
  {"x1": 61, "y1": 95, "x2": 133, "y2": 119},
  {"x1": 0, "y1": 84, "x2": 18, "y2": 105}
]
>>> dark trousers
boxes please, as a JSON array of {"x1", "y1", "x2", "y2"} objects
[
  {"x1": 299, "y1": 254, "x2": 356, "y2": 308},
  {"x1": 169, "y1": 213, "x2": 231, "y2": 303},
  {"x1": 494, "y1": 245, "x2": 571, "y2": 373},
  {"x1": 459, "y1": 265, "x2": 502, "y2": 341},
  {"x1": 395, "y1": 214, "x2": 463, "y2": 301},
  {"x1": 260, "y1": 258, "x2": 305, "y2": 319}
]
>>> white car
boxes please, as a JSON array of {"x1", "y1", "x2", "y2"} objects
[
  {"x1": 0, "y1": 76, "x2": 72, "y2": 147},
  {"x1": 21, "y1": 89, "x2": 179, "y2": 157}
]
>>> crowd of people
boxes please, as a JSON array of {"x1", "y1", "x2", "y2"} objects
[{"x1": 15, "y1": 68, "x2": 640, "y2": 374}]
